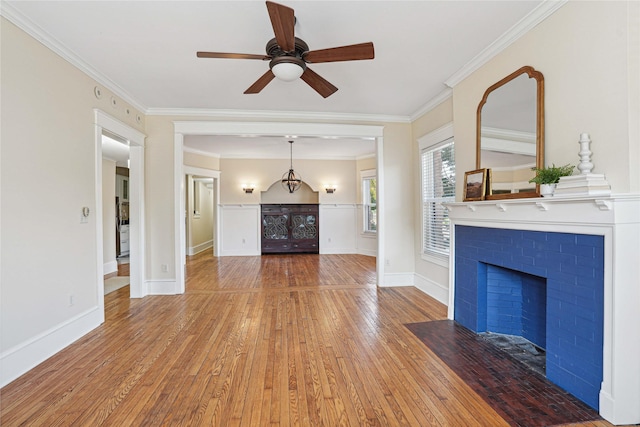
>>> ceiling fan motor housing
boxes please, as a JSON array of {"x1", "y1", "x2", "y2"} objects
[{"x1": 267, "y1": 37, "x2": 309, "y2": 71}]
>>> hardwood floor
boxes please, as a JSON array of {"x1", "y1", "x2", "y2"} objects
[{"x1": 0, "y1": 253, "x2": 623, "y2": 426}]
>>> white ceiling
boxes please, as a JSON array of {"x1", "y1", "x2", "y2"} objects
[{"x1": 4, "y1": 0, "x2": 548, "y2": 159}]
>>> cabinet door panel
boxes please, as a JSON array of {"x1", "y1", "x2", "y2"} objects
[
  {"x1": 262, "y1": 213, "x2": 289, "y2": 240},
  {"x1": 291, "y1": 214, "x2": 318, "y2": 240}
]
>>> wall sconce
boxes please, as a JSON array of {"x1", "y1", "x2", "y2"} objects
[
  {"x1": 325, "y1": 185, "x2": 337, "y2": 194},
  {"x1": 242, "y1": 184, "x2": 254, "y2": 194}
]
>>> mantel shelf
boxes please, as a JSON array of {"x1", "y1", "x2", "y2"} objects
[{"x1": 443, "y1": 194, "x2": 639, "y2": 227}]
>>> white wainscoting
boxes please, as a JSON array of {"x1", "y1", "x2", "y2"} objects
[
  {"x1": 319, "y1": 204, "x2": 358, "y2": 254},
  {"x1": 220, "y1": 205, "x2": 261, "y2": 256},
  {"x1": 218, "y1": 204, "x2": 372, "y2": 257}
]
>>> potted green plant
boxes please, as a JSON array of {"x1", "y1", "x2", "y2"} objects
[{"x1": 529, "y1": 164, "x2": 575, "y2": 196}]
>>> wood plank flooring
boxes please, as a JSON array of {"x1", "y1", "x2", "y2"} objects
[{"x1": 0, "y1": 253, "x2": 624, "y2": 426}]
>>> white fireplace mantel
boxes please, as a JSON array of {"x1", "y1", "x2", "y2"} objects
[{"x1": 444, "y1": 194, "x2": 640, "y2": 425}]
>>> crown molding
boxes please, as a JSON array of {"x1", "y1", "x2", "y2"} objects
[
  {"x1": 147, "y1": 108, "x2": 410, "y2": 124},
  {"x1": 410, "y1": 88, "x2": 453, "y2": 122},
  {"x1": 444, "y1": 0, "x2": 567, "y2": 88},
  {"x1": 182, "y1": 147, "x2": 221, "y2": 159},
  {"x1": 1, "y1": 2, "x2": 148, "y2": 113}
]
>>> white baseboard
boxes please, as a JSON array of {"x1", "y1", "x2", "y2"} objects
[
  {"x1": 321, "y1": 248, "x2": 357, "y2": 255},
  {"x1": 413, "y1": 273, "x2": 449, "y2": 305},
  {"x1": 357, "y1": 248, "x2": 377, "y2": 257},
  {"x1": 187, "y1": 240, "x2": 213, "y2": 256},
  {"x1": 220, "y1": 250, "x2": 260, "y2": 256},
  {"x1": 0, "y1": 306, "x2": 103, "y2": 388},
  {"x1": 103, "y1": 260, "x2": 118, "y2": 276},
  {"x1": 147, "y1": 280, "x2": 179, "y2": 295},
  {"x1": 380, "y1": 272, "x2": 414, "y2": 287}
]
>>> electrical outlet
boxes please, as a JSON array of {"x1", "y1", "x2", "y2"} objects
[
  {"x1": 328, "y1": 237, "x2": 332, "y2": 243},
  {"x1": 385, "y1": 259, "x2": 390, "y2": 266},
  {"x1": 68, "y1": 294, "x2": 75, "y2": 306},
  {"x1": 242, "y1": 238, "x2": 246, "y2": 244},
  {"x1": 161, "y1": 264, "x2": 168, "y2": 273}
]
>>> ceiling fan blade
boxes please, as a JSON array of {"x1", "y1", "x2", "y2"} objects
[
  {"x1": 300, "y1": 68, "x2": 338, "y2": 98},
  {"x1": 197, "y1": 52, "x2": 270, "y2": 60},
  {"x1": 303, "y1": 42, "x2": 375, "y2": 63},
  {"x1": 266, "y1": 1, "x2": 295, "y2": 52},
  {"x1": 244, "y1": 70, "x2": 276, "y2": 94}
]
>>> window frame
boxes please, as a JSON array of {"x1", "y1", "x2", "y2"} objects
[
  {"x1": 418, "y1": 123, "x2": 455, "y2": 266},
  {"x1": 361, "y1": 169, "x2": 377, "y2": 234}
]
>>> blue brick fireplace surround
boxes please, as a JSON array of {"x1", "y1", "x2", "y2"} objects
[{"x1": 454, "y1": 225, "x2": 604, "y2": 409}]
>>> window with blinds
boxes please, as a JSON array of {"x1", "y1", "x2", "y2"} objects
[
  {"x1": 362, "y1": 176, "x2": 377, "y2": 233},
  {"x1": 421, "y1": 138, "x2": 455, "y2": 256}
]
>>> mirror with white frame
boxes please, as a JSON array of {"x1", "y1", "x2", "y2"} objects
[{"x1": 476, "y1": 66, "x2": 544, "y2": 199}]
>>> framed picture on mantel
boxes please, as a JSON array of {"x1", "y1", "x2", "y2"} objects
[{"x1": 463, "y1": 168, "x2": 489, "y2": 201}]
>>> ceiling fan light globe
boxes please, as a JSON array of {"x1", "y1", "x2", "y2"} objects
[{"x1": 272, "y1": 62, "x2": 304, "y2": 81}]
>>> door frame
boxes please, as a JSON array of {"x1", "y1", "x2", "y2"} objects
[
  {"x1": 184, "y1": 166, "x2": 221, "y2": 260},
  {"x1": 173, "y1": 121, "x2": 384, "y2": 294},
  {"x1": 94, "y1": 110, "x2": 146, "y2": 311}
]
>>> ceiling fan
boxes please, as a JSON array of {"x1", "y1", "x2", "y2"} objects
[{"x1": 196, "y1": 1, "x2": 375, "y2": 98}]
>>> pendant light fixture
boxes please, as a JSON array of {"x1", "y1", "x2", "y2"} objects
[{"x1": 281, "y1": 140, "x2": 302, "y2": 193}]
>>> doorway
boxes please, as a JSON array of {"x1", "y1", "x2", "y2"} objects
[
  {"x1": 94, "y1": 110, "x2": 146, "y2": 320},
  {"x1": 173, "y1": 122, "x2": 384, "y2": 294},
  {"x1": 101, "y1": 132, "x2": 131, "y2": 296},
  {"x1": 185, "y1": 174, "x2": 217, "y2": 258}
]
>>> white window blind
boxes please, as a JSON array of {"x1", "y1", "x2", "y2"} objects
[{"x1": 421, "y1": 139, "x2": 455, "y2": 256}]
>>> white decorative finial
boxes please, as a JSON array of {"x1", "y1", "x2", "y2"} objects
[{"x1": 577, "y1": 133, "x2": 594, "y2": 175}]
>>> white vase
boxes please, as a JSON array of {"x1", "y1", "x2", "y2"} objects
[{"x1": 540, "y1": 183, "x2": 556, "y2": 197}]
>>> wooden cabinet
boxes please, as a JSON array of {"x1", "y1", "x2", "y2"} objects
[{"x1": 261, "y1": 204, "x2": 319, "y2": 254}]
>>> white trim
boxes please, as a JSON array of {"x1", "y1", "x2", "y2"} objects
[
  {"x1": 420, "y1": 252, "x2": 448, "y2": 268},
  {"x1": 413, "y1": 273, "x2": 449, "y2": 305},
  {"x1": 380, "y1": 273, "x2": 414, "y2": 287},
  {"x1": 152, "y1": 108, "x2": 409, "y2": 124},
  {"x1": 444, "y1": 1, "x2": 568, "y2": 88},
  {"x1": 375, "y1": 135, "x2": 385, "y2": 286},
  {"x1": 146, "y1": 280, "x2": 178, "y2": 295},
  {"x1": 103, "y1": 260, "x2": 118, "y2": 276},
  {"x1": 175, "y1": 134, "x2": 186, "y2": 294},
  {"x1": 0, "y1": 306, "x2": 102, "y2": 387},
  {"x1": 183, "y1": 146, "x2": 221, "y2": 159},
  {"x1": 174, "y1": 121, "x2": 384, "y2": 138},
  {"x1": 410, "y1": 88, "x2": 453, "y2": 122},
  {"x1": 357, "y1": 247, "x2": 377, "y2": 257},
  {"x1": 187, "y1": 240, "x2": 213, "y2": 256},
  {"x1": 417, "y1": 122, "x2": 454, "y2": 150}
]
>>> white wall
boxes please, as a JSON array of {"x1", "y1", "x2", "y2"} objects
[
  {"x1": 102, "y1": 159, "x2": 117, "y2": 274},
  {"x1": 0, "y1": 17, "x2": 145, "y2": 386}
]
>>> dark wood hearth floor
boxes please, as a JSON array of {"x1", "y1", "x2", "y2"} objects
[{"x1": 406, "y1": 320, "x2": 602, "y2": 427}]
